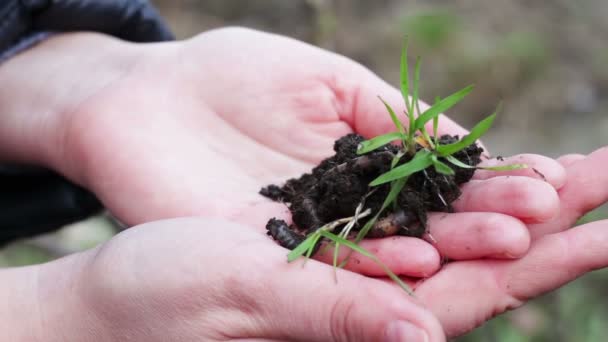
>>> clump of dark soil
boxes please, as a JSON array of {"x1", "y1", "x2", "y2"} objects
[{"x1": 260, "y1": 133, "x2": 483, "y2": 251}]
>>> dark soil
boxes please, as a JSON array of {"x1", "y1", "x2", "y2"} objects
[{"x1": 260, "y1": 133, "x2": 483, "y2": 251}]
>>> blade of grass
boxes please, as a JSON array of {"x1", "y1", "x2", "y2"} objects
[
  {"x1": 357, "y1": 132, "x2": 405, "y2": 155},
  {"x1": 380, "y1": 177, "x2": 408, "y2": 212},
  {"x1": 445, "y1": 155, "x2": 476, "y2": 169},
  {"x1": 287, "y1": 232, "x2": 319, "y2": 262},
  {"x1": 481, "y1": 164, "x2": 528, "y2": 171},
  {"x1": 409, "y1": 56, "x2": 422, "y2": 138},
  {"x1": 304, "y1": 233, "x2": 322, "y2": 262},
  {"x1": 419, "y1": 127, "x2": 435, "y2": 149},
  {"x1": 319, "y1": 230, "x2": 414, "y2": 295},
  {"x1": 340, "y1": 169, "x2": 409, "y2": 268},
  {"x1": 431, "y1": 155, "x2": 455, "y2": 175},
  {"x1": 355, "y1": 176, "x2": 408, "y2": 243},
  {"x1": 370, "y1": 150, "x2": 433, "y2": 186},
  {"x1": 408, "y1": 56, "x2": 435, "y2": 151},
  {"x1": 338, "y1": 212, "x2": 380, "y2": 269},
  {"x1": 332, "y1": 241, "x2": 340, "y2": 283},
  {"x1": 433, "y1": 96, "x2": 440, "y2": 146},
  {"x1": 400, "y1": 39, "x2": 412, "y2": 115},
  {"x1": 391, "y1": 150, "x2": 405, "y2": 169},
  {"x1": 414, "y1": 85, "x2": 474, "y2": 132},
  {"x1": 446, "y1": 155, "x2": 527, "y2": 171},
  {"x1": 436, "y1": 112, "x2": 496, "y2": 156},
  {"x1": 378, "y1": 97, "x2": 406, "y2": 137}
]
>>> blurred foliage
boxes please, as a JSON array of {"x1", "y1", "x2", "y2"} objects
[
  {"x1": 402, "y1": 9, "x2": 463, "y2": 50},
  {"x1": 0, "y1": 215, "x2": 116, "y2": 267},
  {"x1": 3, "y1": 1, "x2": 608, "y2": 341},
  {"x1": 0, "y1": 243, "x2": 52, "y2": 267}
]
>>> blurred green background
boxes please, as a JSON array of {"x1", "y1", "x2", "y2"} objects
[{"x1": 2, "y1": 1, "x2": 607, "y2": 341}]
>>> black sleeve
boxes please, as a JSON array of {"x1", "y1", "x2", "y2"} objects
[
  {"x1": 1, "y1": 0, "x2": 174, "y2": 53},
  {"x1": 0, "y1": 166, "x2": 103, "y2": 246},
  {"x1": 0, "y1": 0, "x2": 175, "y2": 245}
]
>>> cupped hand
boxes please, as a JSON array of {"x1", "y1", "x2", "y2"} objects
[
  {"x1": 47, "y1": 217, "x2": 445, "y2": 342},
  {"x1": 48, "y1": 144, "x2": 608, "y2": 342},
  {"x1": 52, "y1": 27, "x2": 474, "y2": 224},
  {"x1": 33, "y1": 149, "x2": 605, "y2": 341},
  {"x1": 390, "y1": 146, "x2": 608, "y2": 337}
]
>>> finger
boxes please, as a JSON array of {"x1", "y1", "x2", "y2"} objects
[
  {"x1": 314, "y1": 236, "x2": 440, "y2": 277},
  {"x1": 556, "y1": 153, "x2": 585, "y2": 168},
  {"x1": 414, "y1": 219, "x2": 608, "y2": 338},
  {"x1": 502, "y1": 220, "x2": 608, "y2": 302},
  {"x1": 454, "y1": 176, "x2": 560, "y2": 223},
  {"x1": 263, "y1": 245, "x2": 446, "y2": 342},
  {"x1": 530, "y1": 146, "x2": 608, "y2": 238},
  {"x1": 473, "y1": 154, "x2": 566, "y2": 189},
  {"x1": 426, "y1": 212, "x2": 530, "y2": 260}
]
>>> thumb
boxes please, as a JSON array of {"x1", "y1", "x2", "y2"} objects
[{"x1": 257, "y1": 254, "x2": 445, "y2": 341}]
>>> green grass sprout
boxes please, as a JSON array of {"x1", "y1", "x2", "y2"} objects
[
  {"x1": 431, "y1": 154, "x2": 456, "y2": 175},
  {"x1": 357, "y1": 131, "x2": 405, "y2": 155},
  {"x1": 369, "y1": 150, "x2": 433, "y2": 186},
  {"x1": 401, "y1": 38, "x2": 412, "y2": 119},
  {"x1": 287, "y1": 209, "x2": 372, "y2": 263},
  {"x1": 432, "y1": 96, "x2": 441, "y2": 146},
  {"x1": 414, "y1": 85, "x2": 474, "y2": 132},
  {"x1": 285, "y1": 39, "x2": 526, "y2": 296},
  {"x1": 318, "y1": 230, "x2": 413, "y2": 295},
  {"x1": 436, "y1": 107, "x2": 499, "y2": 156}
]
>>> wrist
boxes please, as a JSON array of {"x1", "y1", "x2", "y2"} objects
[
  {"x1": 0, "y1": 32, "x2": 141, "y2": 181},
  {"x1": 0, "y1": 265, "x2": 43, "y2": 341},
  {"x1": 0, "y1": 250, "x2": 106, "y2": 341},
  {"x1": 37, "y1": 250, "x2": 110, "y2": 341}
]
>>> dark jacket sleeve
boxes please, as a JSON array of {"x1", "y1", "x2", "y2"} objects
[
  {"x1": 0, "y1": 0, "x2": 174, "y2": 245},
  {"x1": 1, "y1": 0, "x2": 173, "y2": 53}
]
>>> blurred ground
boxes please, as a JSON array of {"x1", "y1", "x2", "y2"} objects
[
  {"x1": 2, "y1": 1, "x2": 607, "y2": 341},
  {"x1": 154, "y1": 0, "x2": 607, "y2": 157}
]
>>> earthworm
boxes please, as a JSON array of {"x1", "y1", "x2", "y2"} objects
[
  {"x1": 267, "y1": 209, "x2": 416, "y2": 255},
  {"x1": 366, "y1": 209, "x2": 416, "y2": 238},
  {"x1": 291, "y1": 196, "x2": 324, "y2": 234},
  {"x1": 323, "y1": 151, "x2": 395, "y2": 176},
  {"x1": 266, "y1": 218, "x2": 306, "y2": 250}
]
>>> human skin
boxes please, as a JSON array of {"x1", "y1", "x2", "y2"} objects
[
  {"x1": 0, "y1": 187, "x2": 608, "y2": 341},
  {"x1": 383, "y1": 147, "x2": 608, "y2": 337},
  {"x1": 0, "y1": 218, "x2": 445, "y2": 342},
  {"x1": 1, "y1": 149, "x2": 606, "y2": 341},
  {"x1": 0, "y1": 27, "x2": 602, "y2": 340}
]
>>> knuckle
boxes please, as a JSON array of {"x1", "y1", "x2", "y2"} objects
[{"x1": 329, "y1": 295, "x2": 358, "y2": 342}]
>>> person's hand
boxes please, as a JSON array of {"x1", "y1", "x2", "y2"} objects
[
  {"x1": 16, "y1": 217, "x2": 444, "y2": 342},
  {"x1": 385, "y1": 146, "x2": 608, "y2": 338},
  {"x1": 19, "y1": 144, "x2": 604, "y2": 342},
  {"x1": 27, "y1": 145, "x2": 605, "y2": 342},
  {"x1": 0, "y1": 28, "x2": 562, "y2": 276}
]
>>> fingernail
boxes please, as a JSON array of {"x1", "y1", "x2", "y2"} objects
[{"x1": 385, "y1": 320, "x2": 428, "y2": 342}]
